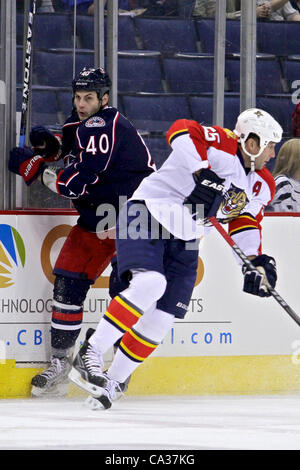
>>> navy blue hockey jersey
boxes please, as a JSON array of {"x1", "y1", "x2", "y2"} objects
[{"x1": 57, "y1": 107, "x2": 155, "y2": 232}]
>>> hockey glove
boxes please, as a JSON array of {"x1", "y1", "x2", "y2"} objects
[
  {"x1": 184, "y1": 168, "x2": 225, "y2": 220},
  {"x1": 9, "y1": 147, "x2": 46, "y2": 186},
  {"x1": 30, "y1": 126, "x2": 61, "y2": 161},
  {"x1": 242, "y1": 254, "x2": 277, "y2": 297}
]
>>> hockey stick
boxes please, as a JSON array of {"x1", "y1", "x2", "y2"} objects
[
  {"x1": 19, "y1": 0, "x2": 37, "y2": 148},
  {"x1": 208, "y1": 216, "x2": 300, "y2": 327}
]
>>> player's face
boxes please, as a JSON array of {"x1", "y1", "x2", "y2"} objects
[
  {"x1": 74, "y1": 91, "x2": 101, "y2": 120},
  {"x1": 244, "y1": 138, "x2": 276, "y2": 170},
  {"x1": 254, "y1": 142, "x2": 276, "y2": 170}
]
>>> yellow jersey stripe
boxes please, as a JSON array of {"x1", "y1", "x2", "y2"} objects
[{"x1": 167, "y1": 128, "x2": 189, "y2": 145}]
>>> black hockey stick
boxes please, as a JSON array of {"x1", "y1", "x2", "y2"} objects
[
  {"x1": 19, "y1": 0, "x2": 37, "y2": 148},
  {"x1": 209, "y1": 216, "x2": 300, "y2": 327}
]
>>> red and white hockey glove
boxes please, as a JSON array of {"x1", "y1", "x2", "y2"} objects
[{"x1": 9, "y1": 147, "x2": 46, "y2": 186}]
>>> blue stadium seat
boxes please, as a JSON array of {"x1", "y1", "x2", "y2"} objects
[
  {"x1": 57, "y1": 90, "x2": 74, "y2": 120},
  {"x1": 256, "y1": 94, "x2": 296, "y2": 136},
  {"x1": 144, "y1": 136, "x2": 170, "y2": 168},
  {"x1": 163, "y1": 53, "x2": 216, "y2": 93},
  {"x1": 281, "y1": 56, "x2": 300, "y2": 93},
  {"x1": 34, "y1": 50, "x2": 94, "y2": 87},
  {"x1": 76, "y1": 15, "x2": 138, "y2": 51},
  {"x1": 225, "y1": 19, "x2": 241, "y2": 54},
  {"x1": 122, "y1": 93, "x2": 191, "y2": 133},
  {"x1": 32, "y1": 88, "x2": 59, "y2": 126},
  {"x1": 16, "y1": 46, "x2": 24, "y2": 85},
  {"x1": 195, "y1": 19, "x2": 241, "y2": 54},
  {"x1": 224, "y1": 94, "x2": 240, "y2": 130},
  {"x1": 135, "y1": 18, "x2": 199, "y2": 54},
  {"x1": 226, "y1": 54, "x2": 283, "y2": 94},
  {"x1": 189, "y1": 95, "x2": 213, "y2": 125},
  {"x1": 118, "y1": 51, "x2": 164, "y2": 93},
  {"x1": 18, "y1": 87, "x2": 59, "y2": 127},
  {"x1": 34, "y1": 13, "x2": 74, "y2": 49},
  {"x1": 195, "y1": 19, "x2": 215, "y2": 53},
  {"x1": 75, "y1": 15, "x2": 94, "y2": 50},
  {"x1": 183, "y1": 94, "x2": 239, "y2": 130},
  {"x1": 118, "y1": 15, "x2": 140, "y2": 51},
  {"x1": 257, "y1": 21, "x2": 300, "y2": 56},
  {"x1": 16, "y1": 13, "x2": 24, "y2": 46}
]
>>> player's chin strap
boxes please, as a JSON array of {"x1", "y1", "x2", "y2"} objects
[
  {"x1": 239, "y1": 139, "x2": 266, "y2": 172},
  {"x1": 208, "y1": 216, "x2": 300, "y2": 327}
]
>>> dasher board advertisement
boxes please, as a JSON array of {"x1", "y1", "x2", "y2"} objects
[{"x1": 0, "y1": 213, "x2": 299, "y2": 363}]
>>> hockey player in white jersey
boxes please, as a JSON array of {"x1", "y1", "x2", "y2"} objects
[{"x1": 68, "y1": 108, "x2": 283, "y2": 409}]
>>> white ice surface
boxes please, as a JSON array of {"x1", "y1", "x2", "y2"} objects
[{"x1": 0, "y1": 394, "x2": 300, "y2": 450}]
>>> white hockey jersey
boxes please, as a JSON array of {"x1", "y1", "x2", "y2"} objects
[{"x1": 131, "y1": 119, "x2": 275, "y2": 257}]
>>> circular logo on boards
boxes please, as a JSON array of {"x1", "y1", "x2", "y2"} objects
[{"x1": 0, "y1": 225, "x2": 25, "y2": 288}]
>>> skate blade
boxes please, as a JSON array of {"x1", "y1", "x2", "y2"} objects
[
  {"x1": 68, "y1": 367, "x2": 105, "y2": 398},
  {"x1": 84, "y1": 394, "x2": 112, "y2": 410},
  {"x1": 31, "y1": 382, "x2": 69, "y2": 398}
]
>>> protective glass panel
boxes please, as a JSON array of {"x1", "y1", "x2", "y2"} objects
[{"x1": 12, "y1": 0, "x2": 300, "y2": 212}]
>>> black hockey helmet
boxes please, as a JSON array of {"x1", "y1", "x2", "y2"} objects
[{"x1": 72, "y1": 67, "x2": 111, "y2": 100}]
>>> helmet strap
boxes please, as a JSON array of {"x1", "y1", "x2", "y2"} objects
[{"x1": 240, "y1": 138, "x2": 266, "y2": 172}]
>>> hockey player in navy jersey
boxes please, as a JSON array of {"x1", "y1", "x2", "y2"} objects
[
  {"x1": 67, "y1": 108, "x2": 283, "y2": 410},
  {"x1": 9, "y1": 67, "x2": 155, "y2": 397}
]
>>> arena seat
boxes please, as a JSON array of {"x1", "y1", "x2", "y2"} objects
[
  {"x1": 256, "y1": 94, "x2": 296, "y2": 136},
  {"x1": 135, "y1": 17, "x2": 199, "y2": 54},
  {"x1": 189, "y1": 95, "x2": 213, "y2": 124},
  {"x1": 76, "y1": 15, "x2": 139, "y2": 51},
  {"x1": 75, "y1": 15, "x2": 94, "y2": 50},
  {"x1": 257, "y1": 20, "x2": 300, "y2": 56},
  {"x1": 16, "y1": 13, "x2": 24, "y2": 46},
  {"x1": 224, "y1": 94, "x2": 240, "y2": 130},
  {"x1": 163, "y1": 53, "x2": 216, "y2": 93},
  {"x1": 118, "y1": 51, "x2": 164, "y2": 93},
  {"x1": 195, "y1": 19, "x2": 241, "y2": 54},
  {"x1": 56, "y1": 90, "x2": 74, "y2": 120},
  {"x1": 226, "y1": 54, "x2": 284, "y2": 94},
  {"x1": 143, "y1": 136, "x2": 170, "y2": 168},
  {"x1": 20, "y1": 87, "x2": 60, "y2": 127},
  {"x1": 281, "y1": 56, "x2": 300, "y2": 93},
  {"x1": 189, "y1": 94, "x2": 240, "y2": 130},
  {"x1": 34, "y1": 50, "x2": 94, "y2": 87},
  {"x1": 122, "y1": 93, "x2": 191, "y2": 133},
  {"x1": 16, "y1": 46, "x2": 24, "y2": 85},
  {"x1": 34, "y1": 13, "x2": 74, "y2": 49}
]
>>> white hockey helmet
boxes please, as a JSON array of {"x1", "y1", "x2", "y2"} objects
[{"x1": 234, "y1": 108, "x2": 283, "y2": 169}]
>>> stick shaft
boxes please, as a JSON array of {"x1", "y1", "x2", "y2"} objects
[
  {"x1": 19, "y1": 0, "x2": 37, "y2": 148},
  {"x1": 209, "y1": 216, "x2": 300, "y2": 327}
]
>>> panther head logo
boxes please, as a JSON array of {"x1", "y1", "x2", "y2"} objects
[{"x1": 221, "y1": 184, "x2": 248, "y2": 221}]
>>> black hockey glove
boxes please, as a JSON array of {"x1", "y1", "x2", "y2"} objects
[
  {"x1": 30, "y1": 126, "x2": 61, "y2": 162},
  {"x1": 184, "y1": 168, "x2": 225, "y2": 220},
  {"x1": 242, "y1": 254, "x2": 277, "y2": 297}
]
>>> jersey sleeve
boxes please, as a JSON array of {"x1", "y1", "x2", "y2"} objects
[
  {"x1": 228, "y1": 168, "x2": 275, "y2": 258},
  {"x1": 166, "y1": 119, "x2": 238, "y2": 174}
]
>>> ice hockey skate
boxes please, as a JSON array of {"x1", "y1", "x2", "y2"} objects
[
  {"x1": 84, "y1": 373, "x2": 125, "y2": 410},
  {"x1": 31, "y1": 355, "x2": 72, "y2": 398},
  {"x1": 68, "y1": 331, "x2": 107, "y2": 398}
]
